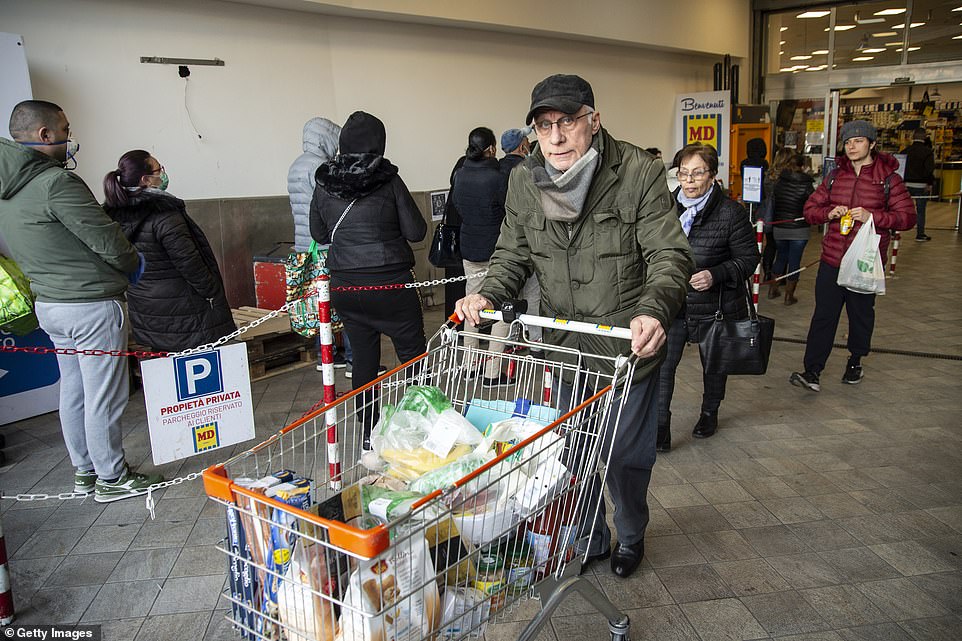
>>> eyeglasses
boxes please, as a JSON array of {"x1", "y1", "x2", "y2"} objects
[
  {"x1": 677, "y1": 168, "x2": 711, "y2": 181},
  {"x1": 533, "y1": 111, "x2": 593, "y2": 135}
]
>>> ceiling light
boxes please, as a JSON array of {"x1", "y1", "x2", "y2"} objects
[
  {"x1": 812, "y1": 50, "x2": 829, "y2": 54},
  {"x1": 892, "y1": 22, "x2": 925, "y2": 28},
  {"x1": 806, "y1": 65, "x2": 828, "y2": 71},
  {"x1": 873, "y1": 31, "x2": 898, "y2": 36},
  {"x1": 852, "y1": 56, "x2": 875, "y2": 61},
  {"x1": 953, "y1": 6, "x2": 962, "y2": 11},
  {"x1": 780, "y1": 26, "x2": 789, "y2": 31},
  {"x1": 895, "y1": 46, "x2": 921, "y2": 51},
  {"x1": 855, "y1": 13, "x2": 886, "y2": 24},
  {"x1": 798, "y1": 10, "x2": 831, "y2": 18},
  {"x1": 835, "y1": 24, "x2": 856, "y2": 30},
  {"x1": 780, "y1": 40, "x2": 786, "y2": 45},
  {"x1": 790, "y1": 55, "x2": 813, "y2": 60},
  {"x1": 874, "y1": 8, "x2": 906, "y2": 15},
  {"x1": 780, "y1": 50, "x2": 785, "y2": 55},
  {"x1": 861, "y1": 48, "x2": 887, "y2": 53},
  {"x1": 885, "y1": 41, "x2": 904, "y2": 45},
  {"x1": 954, "y1": 34, "x2": 962, "y2": 39}
]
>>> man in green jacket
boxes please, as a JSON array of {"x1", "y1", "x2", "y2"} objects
[
  {"x1": 456, "y1": 75, "x2": 693, "y2": 578},
  {"x1": 0, "y1": 100, "x2": 162, "y2": 502}
]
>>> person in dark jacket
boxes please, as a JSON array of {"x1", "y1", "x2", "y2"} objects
[
  {"x1": 767, "y1": 153, "x2": 814, "y2": 305},
  {"x1": 657, "y1": 143, "x2": 760, "y2": 451},
  {"x1": 451, "y1": 127, "x2": 512, "y2": 385},
  {"x1": 103, "y1": 151, "x2": 236, "y2": 352},
  {"x1": 899, "y1": 128, "x2": 935, "y2": 241},
  {"x1": 790, "y1": 121, "x2": 916, "y2": 392},
  {"x1": 309, "y1": 111, "x2": 427, "y2": 447}
]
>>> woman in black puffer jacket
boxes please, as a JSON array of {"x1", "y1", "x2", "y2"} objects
[
  {"x1": 309, "y1": 111, "x2": 427, "y2": 447},
  {"x1": 450, "y1": 127, "x2": 511, "y2": 385},
  {"x1": 656, "y1": 143, "x2": 760, "y2": 451},
  {"x1": 767, "y1": 153, "x2": 814, "y2": 305},
  {"x1": 103, "y1": 150, "x2": 235, "y2": 352}
]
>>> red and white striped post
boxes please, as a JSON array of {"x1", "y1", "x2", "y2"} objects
[
  {"x1": 542, "y1": 367, "x2": 552, "y2": 405},
  {"x1": 888, "y1": 230, "x2": 901, "y2": 277},
  {"x1": 0, "y1": 514, "x2": 14, "y2": 625},
  {"x1": 316, "y1": 274, "x2": 341, "y2": 491},
  {"x1": 753, "y1": 219, "x2": 764, "y2": 310}
]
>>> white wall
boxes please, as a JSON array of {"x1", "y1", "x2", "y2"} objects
[{"x1": 4, "y1": 0, "x2": 742, "y2": 200}]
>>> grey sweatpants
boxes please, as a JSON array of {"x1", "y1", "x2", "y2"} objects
[{"x1": 35, "y1": 300, "x2": 129, "y2": 479}]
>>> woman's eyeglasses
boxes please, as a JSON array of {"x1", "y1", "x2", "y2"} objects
[{"x1": 677, "y1": 168, "x2": 711, "y2": 181}]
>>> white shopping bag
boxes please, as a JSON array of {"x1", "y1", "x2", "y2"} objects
[{"x1": 837, "y1": 216, "x2": 886, "y2": 295}]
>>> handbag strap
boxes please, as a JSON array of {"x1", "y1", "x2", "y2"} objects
[
  {"x1": 713, "y1": 279, "x2": 760, "y2": 322},
  {"x1": 330, "y1": 199, "x2": 357, "y2": 242}
]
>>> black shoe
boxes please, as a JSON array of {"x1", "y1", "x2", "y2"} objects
[
  {"x1": 481, "y1": 373, "x2": 515, "y2": 389},
  {"x1": 790, "y1": 370, "x2": 820, "y2": 392},
  {"x1": 915, "y1": 234, "x2": 931, "y2": 242},
  {"x1": 610, "y1": 540, "x2": 644, "y2": 578},
  {"x1": 692, "y1": 411, "x2": 717, "y2": 439},
  {"x1": 841, "y1": 363, "x2": 864, "y2": 385},
  {"x1": 579, "y1": 547, "x2": 612, "y2": 574}
]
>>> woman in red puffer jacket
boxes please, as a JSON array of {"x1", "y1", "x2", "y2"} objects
[{"x1": 790, "y1": 121, "x2": 915, "y2": 393}]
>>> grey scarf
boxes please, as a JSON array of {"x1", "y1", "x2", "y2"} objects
[{"x1": 531, "y1": 137, "x2": 601, "y2": 222}]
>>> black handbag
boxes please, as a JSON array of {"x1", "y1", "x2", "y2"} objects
[
  {"x1": 428, "y1": 202, "x2": 462, "y2": 268},
  {"x1": 695, "y1": 282, "x2": 775, "y2": 375}
]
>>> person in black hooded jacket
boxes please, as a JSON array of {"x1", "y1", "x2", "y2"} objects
[
  {"x1": 657, "y1": 144, "x2": 760, "y2": 451},
  {"x1": 103, "y1": 150, "x2": 236, "y2": 352},
  {"x1": 309, "y1": 111, "x2": 427, "y2": 447}
]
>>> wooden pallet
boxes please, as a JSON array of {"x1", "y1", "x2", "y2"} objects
[{"x1": 233, "y1": 307, "x2": 316, "y2": 381}]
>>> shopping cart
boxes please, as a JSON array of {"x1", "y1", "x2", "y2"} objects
[{"x1": 203, "y1": 309, "x2": 638, "y2": 641}]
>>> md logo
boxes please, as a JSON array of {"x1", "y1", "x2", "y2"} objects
[{"x1": 173, "y1": 351, "x2": 223, "y2": 401}]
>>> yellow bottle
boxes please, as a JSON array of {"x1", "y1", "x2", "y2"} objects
[{"x1": 839, "y1": 211, "x2": 854, "y2": 235}]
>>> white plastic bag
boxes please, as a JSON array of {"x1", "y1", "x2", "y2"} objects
[{"x1": 837, "y1": 216, "x2": 885, "y2": 295}]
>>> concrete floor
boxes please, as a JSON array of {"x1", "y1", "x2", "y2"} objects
[{"x1": 1, "y1": 202, "x2": 959, "y2": 641}]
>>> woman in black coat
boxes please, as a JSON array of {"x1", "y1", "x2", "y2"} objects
[
  {"x1": 450, "y1": 127, "x2": 511, "y2": 385},
  {"x1": 309, "y1": 111, "x2": 427, "y2": 448},
  {"x1": 103, "y1": 150, "x2": 235, "y2": 352},
  {"x1": 767, "y1": 153, "x2": 814, "y2": 305},
  {"x1": 656, "y1": 143, "x2": 760, "y2": 451}
]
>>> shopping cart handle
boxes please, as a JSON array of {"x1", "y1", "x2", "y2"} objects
[{"x1": 476, "y1": 309, "x2": 632, "y2": 340}]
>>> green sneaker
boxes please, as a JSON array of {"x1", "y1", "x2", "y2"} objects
[
  {"x1": 94, "y1": 465, "x2": 164, "y2": 503},
  {"x1": 74, "y1": 469, "x2": 97, "y2": 494}
]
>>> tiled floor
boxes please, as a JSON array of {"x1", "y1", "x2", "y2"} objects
[{"x1": 1, "y1": 202, "x2": 960, "y2": 641}]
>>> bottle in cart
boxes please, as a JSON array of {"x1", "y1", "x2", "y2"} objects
[{"x1": 524, "y1": 476, "x2": 578, "y2": 579}]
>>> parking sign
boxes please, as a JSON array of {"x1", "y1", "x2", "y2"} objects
[{"x1": 141, "y1": 343, "x2": 255, "y2": 464}]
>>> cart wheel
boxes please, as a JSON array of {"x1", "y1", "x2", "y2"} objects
[{"x1": 608, "y1": 616, "x2": 630, "y2": 641}]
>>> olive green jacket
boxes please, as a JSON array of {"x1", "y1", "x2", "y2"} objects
[
  {"x1": 0, "y1": 138, "x2": 138, "y2": 302},
  {"x1": 480, "y1": 129, "x2": 694, "y2": 380}
]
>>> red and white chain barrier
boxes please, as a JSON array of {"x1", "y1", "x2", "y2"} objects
[
  {"x1": 315, "y1": 274, "x2": 341, "y2": 491},
  {"x1": 0, "y1": 515, "x2": 13, "y2": 625}
]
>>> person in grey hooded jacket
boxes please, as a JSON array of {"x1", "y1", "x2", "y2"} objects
[{"x1": 288, "y1": 117, "x2": 340, "y2": 252}]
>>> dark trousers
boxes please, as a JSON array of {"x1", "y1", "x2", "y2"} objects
[
  {"x1": 803, "y1": 262, "x2": 876, "y2": 374},
  {"x1": 331, "y1": 270, "x2": 427, "y2": 435},
  {"x1": 657, "y1": 316, "x2": 727, "y2": 426},
  {"x1": 773, "y1": 239, "x2": 809, "y2": 281},
  {"x1": 558, "y1": 373, "x2": 657, "y2": 552},
  {"x1": 907, "y1": 186, "x2": 928, "y2": 236}
]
